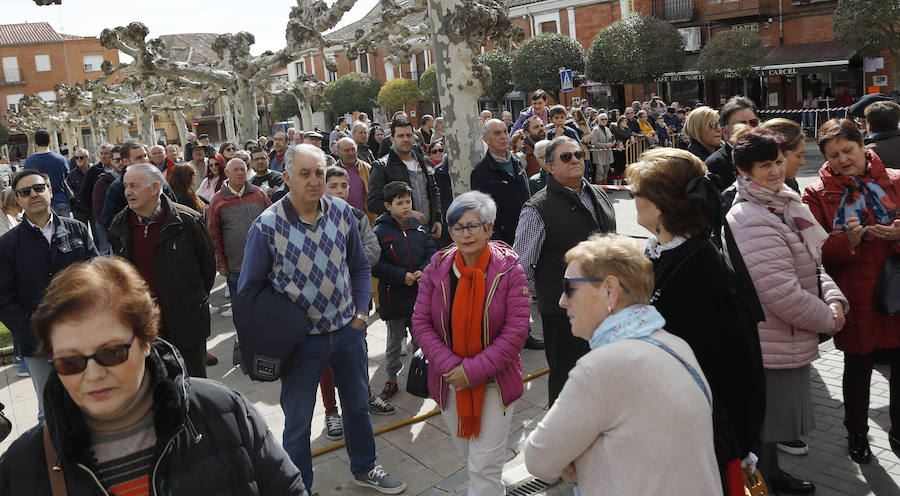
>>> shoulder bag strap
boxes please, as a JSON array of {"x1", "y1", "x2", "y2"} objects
[
  {"x1": 637, "y1": 336, "x2": 711, "y2": 406},
  {"x1": 43, "y1": 424, "x2": 68, "y2": 496}
]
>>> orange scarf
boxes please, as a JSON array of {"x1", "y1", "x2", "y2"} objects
[{"x1": 450, "y1": 244, "x2": 491, "y2": 439}]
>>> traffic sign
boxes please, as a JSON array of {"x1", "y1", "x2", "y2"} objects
[{"x1": 560, "y1": 68, "x2": 574, "y2": 93}]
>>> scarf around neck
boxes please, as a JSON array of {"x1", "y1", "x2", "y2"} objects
[
  {"x1": 589, "y1": 305, "x2": 666, "y2": 350},
  {"x1": 831, "y1": 160, "x2": 900, "y2": 231},
  {"x1": 736, "y1": 176, "x2": 828, "y2": 264},
  {"x1": 450, "y1": 244, "x2": 491, "y2": 439}
]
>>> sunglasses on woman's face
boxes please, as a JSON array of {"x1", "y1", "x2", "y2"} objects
[
  {"x1": 224, "y1": 147, "x2": 235, "y2": 152},
  {"x1": 430, "y1": 148, "x2": 444, "y2": 154},
  {"x1": 707, "y1": 121, "x2": 722, "y2": 129},
  {"x1": 562, "y1": 277, "x2": 599, "y2": 298},
  {"x1": 49, "y1": 335, "x2": 136, "y2": 376}
]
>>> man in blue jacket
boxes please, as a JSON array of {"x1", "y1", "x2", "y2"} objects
[
  {"x1": 0, "y1": 169, "x2": 98, "y2": 417},
  {"x1": 24, "y1": 130, "x2": 69, "y2": 217},
  {"x1": 237, "y1": 144, "x2": 406, "y2": 495}
]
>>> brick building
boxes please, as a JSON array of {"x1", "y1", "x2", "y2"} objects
[{"x1": 0, "y1": 22, "x2": 120, "y2": 159}]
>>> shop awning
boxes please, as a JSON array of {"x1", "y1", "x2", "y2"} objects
[
  {"x1": 759, "y1": 41, "x2": 856, "y2": 72},
  {"x1": 657, "y1": 54, "x2": 702, "y2": 82}
]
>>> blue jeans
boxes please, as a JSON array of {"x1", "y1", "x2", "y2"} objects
[
  {"x1": 93, "y1": 219, "x2": 110, "y2": 255},
  {"x1": 226, "y1": 272, "x2": 240, "y2": 301},
  {"x1": 802, "y1": 110, "x2": 816, "y2": 129},
  {"x1": 280, "y1": 323, "x2": 376, "y2": 491},
  {"x1": 24, "y1": 356, "x2": 54, "y2": 419},
  {"x1": 51, "y1": 201, "x2": 71, "y2": 218}
]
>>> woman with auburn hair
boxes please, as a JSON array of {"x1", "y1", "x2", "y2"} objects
[
  {"x1": 626, "y1": 147, "x2": 765, "y2": 495},
  {"x1": 0, "y1": 257, "x2": 308, "y2": 494},
  {"x1": 803, "y1": 118, "x2": 900, "y2": 465},
  {"x1": 169, "y1": 163, "x2": 205, "y2": 213}
]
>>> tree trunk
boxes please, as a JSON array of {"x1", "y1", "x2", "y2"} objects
[
  {"x1": 428, "y1": 0, "x2": 487, "y2": 196},
  {"x1": 223, "y1": 95, "x2": 237, "y2": 144},
  {"x1": 64, "y1": 121, "x2": 78, "y2": 151},
  {"x1": 232, "y1": 81, "x2": 259, "y2": 144},
  {"x1": 297, "y1": 100, "x2": 314, "y2": 131},
  {"x1": 136, "y1": 103, "x2": 156, "y2": 146},
  {"x1": 172, "y1": 110, "x2": 189, "y2": 147},
  {"x1": 48, "y1": 123, "x2": 60, "y2": 153},
  {"x1": 25, "y1": 131, "x2": 35, "y2": 157}
]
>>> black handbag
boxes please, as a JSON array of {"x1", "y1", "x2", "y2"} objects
[
  {"x1": 406, "y1": 349, "x2": 429, "y2": 398},
  {"x1": 0, "y1": 401, "x2": 11, "y2": 443},
  {"x1": 875, "y1": 256, "x2": 900, "y2": 315}
]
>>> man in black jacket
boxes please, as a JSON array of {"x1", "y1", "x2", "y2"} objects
[
  {"x1": 473, "y1": 119, "x2": 545, "y2": 350},
  {"x1": 706, "y1": 96, "x2": 758, "y2": 191},
  {"x1": 514, "y1": 137, "x2": 616, "y2": 405},
  {"x1": 79, "y1": 144, "x2": 113, "y2": 250},
  {"x1": 108, "y1": 164, "x2": 216, "y2": 377},
  {"x1": 865, "y1": 100, "x2": 900, "y2": 169},
  {"x1": 367, "y1": 118, "x2": 442, "y2": 239},
  {"x1": 0, "y1": 169, "x2": 98, "y2": 416}
]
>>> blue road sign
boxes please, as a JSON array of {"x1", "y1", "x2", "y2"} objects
[{"x1": 560, "y1": 69, "x2": 574, "y2": 93}]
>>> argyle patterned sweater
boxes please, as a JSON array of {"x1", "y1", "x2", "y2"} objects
[{"x1": 239, "y1": 195, "x2": 371, "y2": 334}]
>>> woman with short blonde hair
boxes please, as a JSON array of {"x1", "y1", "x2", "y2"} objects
[{"x1": 685, "y1": 106, "x2": 723, "y2": 161}]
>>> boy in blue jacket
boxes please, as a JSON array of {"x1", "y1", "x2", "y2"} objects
[{"x1": 373, "y1": 181, "x2": 436, "y2": 399}]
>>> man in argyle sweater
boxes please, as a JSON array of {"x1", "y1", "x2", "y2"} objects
[{"x1": 239, "y1": 144, "x2": 407, "y2": 494}]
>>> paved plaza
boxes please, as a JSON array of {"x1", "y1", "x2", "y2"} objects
[{"x1": 3, "y1": 141, "x2": 900, "y2": 495}]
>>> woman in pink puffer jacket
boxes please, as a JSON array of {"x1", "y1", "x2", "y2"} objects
[
  {"x1": 412, "y1": 191, "x2": 529, "y2": 496},
  {"x1": 726, "y1": 128, "x2": 848, "y2": 494}
]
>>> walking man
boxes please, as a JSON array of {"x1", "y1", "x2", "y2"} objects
[{"x1": 24, "y1": 130, "x2": 70, "y2": 217}]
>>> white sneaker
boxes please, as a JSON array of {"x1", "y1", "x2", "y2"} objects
[
  {"x1": 221, "y1": 308, "x2": 233, "y2": 318},
  {"x1": 400, "y1": 339, "x2": 408, "y2": 356}
]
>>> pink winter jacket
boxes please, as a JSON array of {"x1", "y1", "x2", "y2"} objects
[
  {"x1": 412, "y1": 241, "x2": 530, "y2": 410},
  {"x1": 726, "y1": 199, "x2": 848, "y2": 369}
]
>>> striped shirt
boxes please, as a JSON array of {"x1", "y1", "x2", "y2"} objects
[{"x1": 91, "y1": 415, "x2": 156, "y2": 495}]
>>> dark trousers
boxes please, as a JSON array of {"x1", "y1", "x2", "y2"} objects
[
  {"x1": 177, "y1": 340, "x2": 208, "y2": 378},
  {"x1": 843, "y1": 348, "x2": 900, "y2": 435},
  {"x1": 541, "y1": 313, "x2": 590, "y2": 407}
]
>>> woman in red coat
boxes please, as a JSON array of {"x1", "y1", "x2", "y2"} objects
[{"x1": 803, "y1": 118, "x2": 900, "y2": 465}]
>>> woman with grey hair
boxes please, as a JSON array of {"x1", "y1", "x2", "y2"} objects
[
  {"x1": 590, "y1": 113, "x2": 615, "y2": 184},
  {"x1": 412, "y1": 191, "x2": 530, "y2": 496}
]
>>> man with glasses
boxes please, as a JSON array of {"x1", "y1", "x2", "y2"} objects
[
  {"x1": 249, "y1": 147, "x2": 286, "y2": 201},
  {"x1": 108, "y1": 163, "x2": 216, "y2": 378},
  {"x1": 80, "y1": 144, "x2": 114, "y2": 252},
  {"x1": 624, "y1": 107, "x2": 642, "y2": 134},
  {"x1": 513, "y1": 136, "x2": 616, "y2": 406},
  {"x1": 0, "y1": 169, "x2": 98, "y2": 416},
  {"x1": 66, "y1": 148, "x2": 92, "y2": 231},
  {"x1": 512, "y1": 89, "x2": 551, "y2": 133},
  {"x1": 706, "y1": 96, "x2": 759, "y2": 189},
  {"x1": 269, "y1": 131, "x2": 290, "y2": 172}
]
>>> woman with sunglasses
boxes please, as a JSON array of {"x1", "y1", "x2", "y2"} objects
[
  {"x1": 803, "y1": 119, "x2": 900, "y2": 465},
  {"x1": 427, "y1": 140, "x2": 454, "y2": 248},
  {"x1": 727, "y1": 128, "x2": 848, "y2": 494},
  {"x1": 219, "y1": 142, "x2": 237, "y2": 161},
  {"x1": 684, "y1": 106, "x2": 723, "y2": 162},
  {"x1": 626, "y1": 148, "x2": 766, "y2": 495},
  {"x1": 524, "y1": 233, "x2": 722, "y2": 494},
  {"x1": 0, "y1": 257, "x2": 308, "y2": 494},
  {"x1": 590, "y1": 113, "x2": 614, "y2": 184},
  {"x1": 412, "y1": 191, "x2": 529, "y2": 496},
  {"x1": 197, "y1": 153, "x2": 226, "y2": 204}
]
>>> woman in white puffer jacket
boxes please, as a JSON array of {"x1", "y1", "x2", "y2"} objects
[{"x1": 725, "y1": 127, "x2": 848, "y2": 495}]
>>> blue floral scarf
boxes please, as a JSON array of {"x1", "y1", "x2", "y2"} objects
[{"x1": 589, "y1": 305, "x2": 667, "y2": 350}]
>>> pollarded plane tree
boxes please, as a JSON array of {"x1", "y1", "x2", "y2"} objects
[
  {"x1": 343, "y1": 0, "x2": 524, "y2": 194},
  {"x1": 267, "y1": 73, "x2": 327, "y2": 131},
  {"x1": 100, "y1": 0, "x2": 356, "y2": 144}
]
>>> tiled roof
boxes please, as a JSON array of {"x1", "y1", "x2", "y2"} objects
[
  {"x1": 325, "y1": 1, "x2": 427, "y2": 44},
  {"x1": 158, "y1": 33, "x2": 221, "y2": 64},
  {"x1": 0, "y1": 22, "x2": 83, "y2": 47}
]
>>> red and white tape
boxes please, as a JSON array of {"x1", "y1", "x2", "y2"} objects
[{"x1": 758, "y1": 107, "x2": 850, "y2": 114}]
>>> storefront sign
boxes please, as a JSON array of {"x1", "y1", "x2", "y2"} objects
[
  {"x1": 759, "y1": 67, "x2": 798, "y2": 77},
  {"x1": 657, "y1": 73, "x2": 705, "y2": 82}
]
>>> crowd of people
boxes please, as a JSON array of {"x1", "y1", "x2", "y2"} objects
[{"x1": 0, "y1": 89, "x2": 897, "y2": 496}]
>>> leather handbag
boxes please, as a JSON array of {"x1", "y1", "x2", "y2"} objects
[
  {"x1": 43, "y1": 424, "x2": 68, "y2": 496},
  {"x1": 405, "y1": 348, "x2": 429, "y2": 398},
  {"x1": 0, "y1": 402, "x2": 10, "y2": 443},
  {"x1": 875, "y1": 256, "x2": 900, "y2": 315},
  {"x1": 743, "y1": 467, "x2": 770, "y2": 496}
]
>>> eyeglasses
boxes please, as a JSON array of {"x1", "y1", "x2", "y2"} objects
[
  {"x1": 562, "y1": 277, "x2": 630, "y2": 298},
  {"x1": 224, "y1": 147, "x2": 235, "y2": 152},
  {"x1": 562, "y1": 277, "x2": 599, "y2": 298},
  {"x1": 558, "y1": 151, "x2": 585, "y2": 162},
  {"x1": 451, "y1": 222, "x2": 486, "y2": 235},
  {"x1": 707, "y1": 121, "x2": 722, "y2": 129},
  {"x1": 736, "y1": 118, "x2": 760, "y2": 127},
  {"x1": 76, "y1": 155, "x2": 88, "y2": 160},
  {"x1": 430, "y1": 148, "x2": 444, "y2": 154},
  {"x1": 15, "y1": 183, "x2": 48, "y2": 197},
  {"x1": 113, "y1": 157, "x2": 122, "y2": 162},
  {"x1": 49, "y1": 335, "x2": 136, "y2": 376}
]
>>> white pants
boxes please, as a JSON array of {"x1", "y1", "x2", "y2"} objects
[{"x1": 442, "y1": 383, "x2": 515, "y2": 496}]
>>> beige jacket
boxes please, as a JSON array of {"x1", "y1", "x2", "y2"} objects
[{"x1": 524, "y1": 330, "x2": 722, "y2": 496}]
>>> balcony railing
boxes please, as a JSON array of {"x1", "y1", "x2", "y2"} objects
[{"x1": 651, "y1": 0, "x2": 696, "y2": 22}]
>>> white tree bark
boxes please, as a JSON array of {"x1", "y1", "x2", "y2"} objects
[
  {"x1": 25, "y1": 131, "x2": 35, "y2": 157},
  {"x1": 232, "y1": 80, "x2": 258, "y2": 143},
  {"x1": 222, "y1": 94, "x2": 237, "y2": 144},
  {"x1": 172, "y1": 110, "x2": 188, "y2": 146}
]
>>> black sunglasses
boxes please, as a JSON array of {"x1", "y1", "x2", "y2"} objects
[
  {"x1": 49, "y1": 336, "x2": 136, "y2": 376},
  {"x1": 15, "y1": 183, "x2": 48, "y2": 197},
  {"x1": 224, "y1": 147, "x2": 236, "y2": 151},
  {"x1": 737, "y1": 118, "x2": 760, "y2": 127},
  {"x1": 558, "y1": 151, "x2": 585, "y2": 162},
  {"x1": 430, "y1": 148, "x2": 444, "y2": 154},
  {"x1": 562, "y1": 277, "x2": 599, "y2": 298},
  {"x1": 76, "y1": 155, "x2": 88, "y2": 159}
]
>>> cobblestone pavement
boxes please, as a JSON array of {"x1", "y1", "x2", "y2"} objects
[{"x1": 5, "y1": 141, "x2": 894, "y2": 495}]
